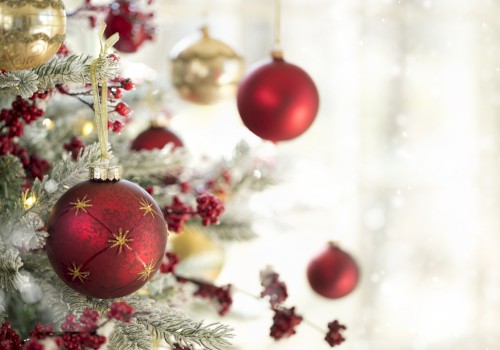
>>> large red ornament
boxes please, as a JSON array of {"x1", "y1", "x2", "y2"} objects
[
  {"x1": 130, "y1": 124, "x2": 184, "y2": 151},
  {"x1": 46, "y1": 176, "x2": 168, "y2": 299},
  {"x1": 307, "y1": 243, "x2": 359, "y2": 299},
  {"x1": 104, "y1": 0, "x2": 154, "y2": 53},
  {"x1": 237, "y1": 54, "x2": 319, "y2": 142}
]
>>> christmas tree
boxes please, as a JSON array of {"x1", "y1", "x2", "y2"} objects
[{"x1": 0, "y1": 0, "x2": 354, "y2": 349}]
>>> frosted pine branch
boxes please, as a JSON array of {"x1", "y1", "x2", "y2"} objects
[
  {"x1": 108, "y1": 322, "x2": 153, "y2": 350},
  {"x1": 0, "y1": 54, "x2": 120, "y2": 98},
  {"x1": 29, "y1": 142, "x2": 106, "y2": 222},
  {"x1": 134, "y1": 305, "x2": 233, "y2": 350},
  {"x1": 0, "y1": 249, "x2": 24, "y2": 291},
  {"x1": 7, "y1": 213, "x2": 48, "y2": 251},
  {"x1": 120, "y1": 146, "x2": 187, "y2": 182},
  {"x1": 0, "y1": 155, "x2": 25, "y2": 216},
  {"x1": 37, "y1": 276, "x2": 109, "y2": 324},
  {"x1": 199, "y1": 220, "x2": 258, "y2": 241},
  {"x1": 35, "y1": 54, "x2": 120, "y2": 91}
]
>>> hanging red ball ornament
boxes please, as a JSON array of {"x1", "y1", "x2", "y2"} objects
[
  {"x1": 237, "y1": 52, "x2": 319, "y2": 142},
  {"x1": 46, "y1": 166, "x2": 168, "y2": 299},
  {"x1": 130, "y1": 122, "x2": 184, "y2": 151},
  {"x1": 307, "y1": 242, "x2": 359, "y2": 299},
  {"x1": 104, "y1": 0, "x2": 154, "y2": 53}
]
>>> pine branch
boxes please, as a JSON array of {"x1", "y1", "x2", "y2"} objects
[
  {"x1": 119, "y1": 146, "x2": 187, "y2": 182},
  {"x1": 7, "y1": 213, "x2": 47, "y2": 251},
  {"x1": 0, "y1": 249, "x2": 24, "y2": 291},
  {"x1": 108, "y1": 322, "x2": 153, "y2": 350},
  {"x1": 0, "y1": 70, "x2": 38, "y2": 98},
  {"x1": 0, "y1": 155, "x2": 25, "y2": 216},
  {"x1": 195, "y1": 220, "x2": 257, "y2": 241},
  {"x1": 37, "y1": 275, "x2": 109, "y2": 324},
  {"x1": 35, "y1": 54, "x2": 120, "y2": 91},
  {"x1": 133, "y1": 305, "x2": 233, "y2": 350},
  {"x1": 0, "y1": 54, "x2": 120, "y2": 98},
  {"x1": 29, "y1": 142, "x2": 106, "y2": 222}
]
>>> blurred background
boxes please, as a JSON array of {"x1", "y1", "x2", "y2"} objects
[{"x1": 68, "y1": 0, "x2": 500, "y2": 348}]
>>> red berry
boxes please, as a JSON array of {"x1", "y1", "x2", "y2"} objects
[{"x1": 115, "y1": 102, "x2": 131, "y2": 117}]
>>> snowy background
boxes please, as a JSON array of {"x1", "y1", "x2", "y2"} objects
[{"x1": 68, "y1": 0, "x2": 500, "y2": 349}]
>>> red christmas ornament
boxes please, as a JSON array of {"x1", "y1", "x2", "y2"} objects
[
  {"x1": 130, "y1": 124, "x2": 183, "y2": 151},
  {"x1": 46, "y1": 168, "x2": 168, "y2": 299},
  {"x1": 237, "y1": 53, "x2": 319, "y2": 142},
  {"x1": 307, "y1": 243, "x2": 359, "y2": 299},
  {"x1": 104, "y1": 0, "x2": 154, "y2": 53}
]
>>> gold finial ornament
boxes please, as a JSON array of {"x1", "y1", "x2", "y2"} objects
[
  {"x1": 0, "y1": 0, "x2": 67, "y2": 71},
  {"x1": 89, "y1": 165, "x2": 121, "y2": 182},
  {"x1": 170, "y1": 25, "x2": 244, "y2": 105}
]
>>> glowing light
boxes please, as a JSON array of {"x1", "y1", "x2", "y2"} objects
[
  {"x1": 42, "y1": 118, "x2": 53, "y2": 129},
  {"x1": 22, "y1": 191, "x2": 36, "y2": 210},
  {"x1": 81, "y1": 121, "x2": 94, "y2": 136}
]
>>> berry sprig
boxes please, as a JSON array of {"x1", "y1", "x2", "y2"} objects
[
  {"x1": 162, "y1": 194, "x2": 224, "y2": 232},
  {"x1": 64, "y1": 136, "x2": 85, "y2": 160},
  {"x1": 259, "y1": 268, "x2": 347, "y2": 347},
  {"x1": 0, "y1": 302, "x2": 136, "y2": 350},
  {"x1": 56, "y1": 71, "x2": 135, "y2": 135},
  {"x1": 159, "y1": 260, "x2": 347, "y2": 348},
  {"x1": 0, "y1": 94, "x2": 50, "y2": 184},
  {"x1": 103, "y1": 0, "x2": 156, "y2": 53}
]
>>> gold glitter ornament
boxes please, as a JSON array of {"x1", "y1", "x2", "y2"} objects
[
  {"x1": 170, "y1": 26, "x2": 244, "y2": 105},
  {"x1": 0, "y1": 0, "x2": 67, "y2": 71}
]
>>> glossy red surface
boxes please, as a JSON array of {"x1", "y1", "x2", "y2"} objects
[
  {"x1": 307, "y1": 243, "x2": 359, "y2": 299},
  {"x1": 46, "y1": 179, "x2": 168, "y2": 299},
  {"x1": 237, "y1": 57, "x2": 319, "y2": 142}
]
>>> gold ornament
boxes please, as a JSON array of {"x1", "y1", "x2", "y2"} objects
[
  {"x1": 170, "y1": 225, "x2": 224, "y2": 281},
  {"x1": 0, "y1": 0, "x2": 66, "y2": 71},
  {"x1": 170, "y1": 26, "x2": 244, "y2": 105}
]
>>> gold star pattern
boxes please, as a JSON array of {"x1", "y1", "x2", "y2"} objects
[
  {"x1": 139, "y1": 198, "x2": 157, "y2": 218},
  {"x1": 137, "y1": 260, "x2": 156, "y2": 281},
  {"x1": 70, "y1": 195, "x2": 92, "y2": 215},
  {"x1": 67, "y1": 262, "x2": 89, "y2": 283},
  {"x1": 108, "y1": 228, "x2": 133, "y2": 254}
]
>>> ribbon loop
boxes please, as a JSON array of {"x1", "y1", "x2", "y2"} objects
[{"x1": 90, "y1": 22, "x2": 119, "y2": 160}]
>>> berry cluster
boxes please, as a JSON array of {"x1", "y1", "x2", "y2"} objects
[
  {"x1": 162, "y1": 196, "x2": 193, "y2": 232},
  {"x1": 162, "y1": 194, "x2": 225, "y2": 232},
  {"x1": 270, "y1": 307, "x2": 303, "y2": 340},
  {"x1": 325, "y1": 320, "x2": 347, "y2": 347},
  {"x1": 196, "y1": 194, "x2": 224, "y2": 226},
  {"x1": 104, "y1": 0, "x2": 156, "y2": 53},
  {"x1": 260, "y1": 268, "x2": 288, "y2": 307},
  {"x1": 0, "y1": 322, "x2": 22, "y2": 350},
  {"x1": 0, "y1": 95, "x2": 50, "y2": 184},
  {"x1": 176, "y1": 275, "x2": 233, "y2": 316},
  {"x1": 160, "y1": 252, "x2": 180, "y2": 274},
  {"x1": 64, "y1": 136, "x2": 85, "y2": 160},
  {"x1": 259, "y1": 267, "x2": 347, "y2": 347},
  {"x1": 4, "y1": 304, "x2": 132, "y2": 349},
  {"x1": 107, "y1": 301, "x2": 135, "y2": 323}
]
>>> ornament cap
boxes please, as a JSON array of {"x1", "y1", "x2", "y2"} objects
[
  {"x1": 150, "y1": 117, "x2": 169, "y2": 128},
  {"x1": 271, "y1": 49, "x2": 284, "y2": 61},
  {"x1": 89, "y1": 165, "x2": 121, "y2": 182}
]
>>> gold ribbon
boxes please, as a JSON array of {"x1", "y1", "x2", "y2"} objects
[{"x1": 90, "y1": 22, "x2": 119, "y2": 160}]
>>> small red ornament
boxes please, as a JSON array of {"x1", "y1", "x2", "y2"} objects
[
  {"x1": 237, "y1": 52, "x2": 319, "y2": 142},
  {"x1": 130, "y1": 124, "x2": 183, "y2": 151},
  {"x1": 46, "y1": 167, "x2": 168, "y2": 299},
  {"x1": 307, "y1": 243, "x2": 359, "y2": 299},
  {"x1": 104, "y1": 0, "x2": 154, "y2": 53}
]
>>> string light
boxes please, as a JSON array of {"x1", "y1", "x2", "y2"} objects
[
  {"x1": 81, "y1": 121, "x2": 94, "y2": 136},
  {"x1": 22, "y1": 190, "x2": 36, "y2": 210},
  {"x1": 42, "y1": 118, "x2": 54, "y2": 129}
]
